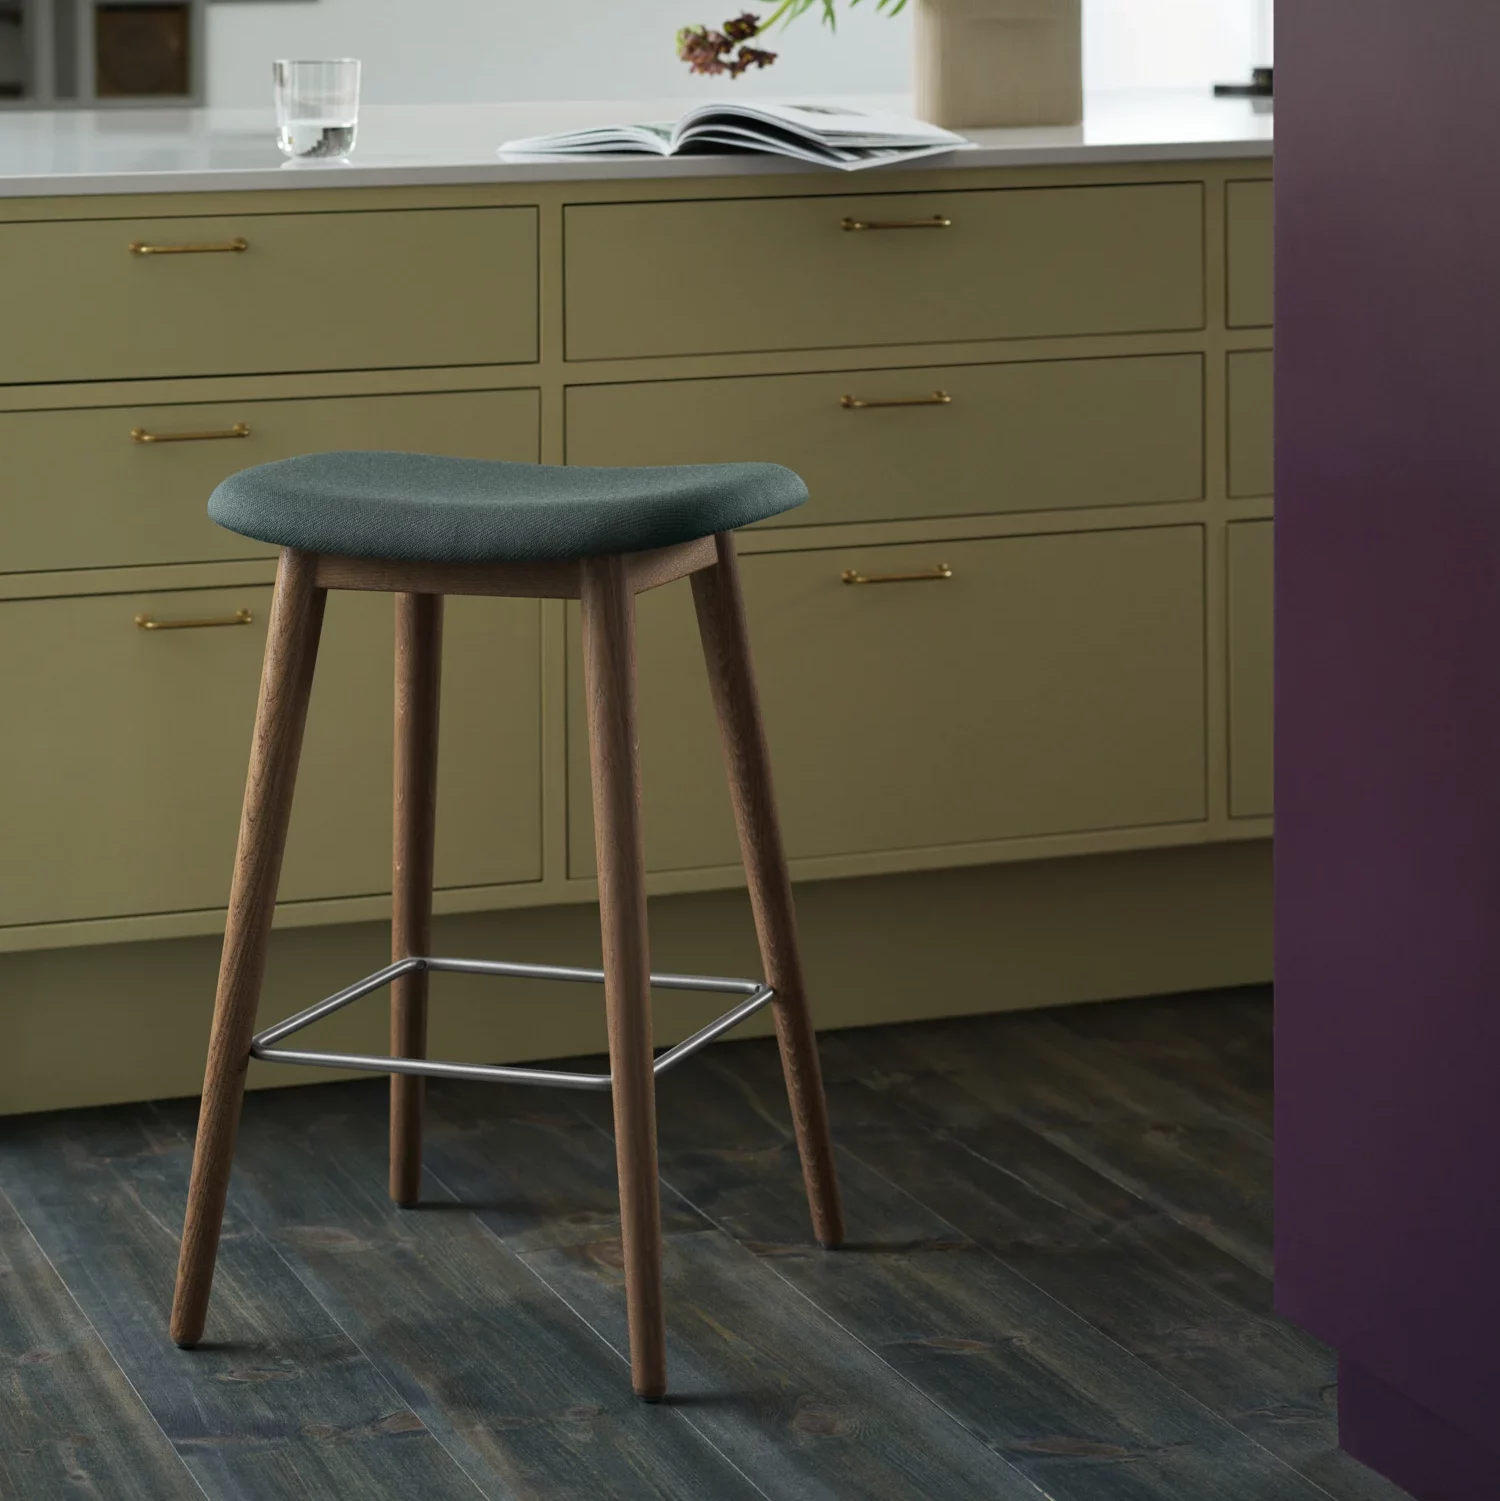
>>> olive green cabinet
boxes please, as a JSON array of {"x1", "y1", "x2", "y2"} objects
[
  {"x1": 566, "y1": 526, "x2": 1208, "y2": 875},
  {"x1": 0, "y1": 586, "x2": 542, "y2": 927},
  {"x1": 0, "y1": 387, "x2": 541, "y2": 574},
  {"x1": 565, "y1": 183, "x2": 1205, "y2": 360},
  {"x1": 1228, "y1": 520, "x2": 1274, "y2": 817},
  {"x1": 567, "y1": 354, "x2": 1205, "y2": 527},
  {"x1": 0, "y1": 206, "x2": 540, "y2": 385},
  {"x1": 1227, "y1": 180, "x2": 1274, "y2": 329},
  {"x1": 1228, "y1": 350, "x2": 1274, "y2": 499},
  {"x1": 0, "y1": 157, "x2": 1274, "y2": 953}
]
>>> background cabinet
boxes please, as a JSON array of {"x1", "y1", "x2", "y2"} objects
[
  {"x1": 0, "y1": 206, "x2": 539, "y2": 384},
  {"x1": 1227, "y1": 180, "x2": 1274, "y2": 329},
  {"x1": 0, "y1": 386, "x2": 541, "y2": 573},
  {"x1": 568, "y1": 355, "x2": 1205, "y2": 528},
  {"x1": 0, "y1": 586, "x2": 542, "y2": 926},
  {"x1": 1228, "y1": 520, "x2": 1273, "y2": 817},
  {"x1": 0, "y1": 159, "x2": 1275, "y2": 1111},
  {"x1": 1228, "y1": 350, "x2": 1274, "y2": 500},
  {"x1": 565, "y1": 183, "x2": 1205, "y2": 360},
  {"x1": 567, "y1": 527, "x2": 1208, "y2": 876}
]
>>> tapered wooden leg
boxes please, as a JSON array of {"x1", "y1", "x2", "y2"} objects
[
  {"x1": 390, "y1": 593, "x2": 443, "y2": 1207},
  {"x1": 171, "y1": 548, "x2": 327, "y2": 1348},
  {"x1": 691, "y1": 532, "x2": 846, "y2": 1249},
  {"x1": 580, "y1": 554, "x2": 667, "y2": 1401}
]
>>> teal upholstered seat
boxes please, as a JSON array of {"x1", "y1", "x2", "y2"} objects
[{"x1": 208, "y1": 451, "x2": 808, "y2": 563}]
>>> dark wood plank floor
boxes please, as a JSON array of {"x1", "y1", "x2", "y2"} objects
[{"x1": 0, "y1": 986, "x2": 1412, "y2": 1500}]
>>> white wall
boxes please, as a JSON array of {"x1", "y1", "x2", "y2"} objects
[{"x1": 207, "y1": 0, "x2": 1271, "y2": 110}]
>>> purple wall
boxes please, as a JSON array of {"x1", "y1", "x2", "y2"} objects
[{"x1": 1276, "y1": 3, "x2": 1500, "y2": 1495}]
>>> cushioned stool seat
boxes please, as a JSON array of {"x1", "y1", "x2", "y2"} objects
[{"x1": 209, "y1": 450, "x2": 808, "y2": 563}]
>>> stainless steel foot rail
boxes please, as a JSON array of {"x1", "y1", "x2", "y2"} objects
[{"x1": 249, "y1": 955, "x2": 776, "y2": 1093}]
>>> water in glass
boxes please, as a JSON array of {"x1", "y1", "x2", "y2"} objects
[{"x1": 274, "y1": 60, "x2": 360, "y2": 160}]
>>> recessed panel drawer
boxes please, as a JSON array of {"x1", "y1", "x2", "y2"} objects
[
  {"x1": 1228, "y1": 520, "x2": 1273, "y2": 818},
  {"x1": 564, "y1": 184, "x2": 1205, "y2": 360},
  {"x1": 1227, "y1": 180, "x2": 1273, "y2": 328},
  {"x1": 0, "y1": 387, "x2": 541, "y2": 575},
  {"x1": 1227, "y1": 349, "x2": 1273, "y2": 498},
  {"x1": 567, "y1": 526, "x2": 1208, "y2": 874},
  {"x1": 0, "y1": 586, "x2": 542, "y2": 928},
  {"x1": 567, "y1": 354, "x2": 1204, "y2": 527},
  {"x1": 0, "y1": 207, "x2": 539, "y2": 385}
]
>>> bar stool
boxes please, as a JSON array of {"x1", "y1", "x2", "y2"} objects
[{"x1": 169, "y1": 451, "x2": 846, "y2": 1400}]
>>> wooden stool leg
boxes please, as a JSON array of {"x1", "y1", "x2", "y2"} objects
[
  {"x1": 390, "y1": 593, "x2": 443, "y2": 1207},
  {"x1": 691, "y1": 532, "x2": 846, "y2": 1249},
  {"x1": 580, "y1": 554, "x2": 667, "y2": 1401},
  {"x1": 171, "y1": 548, "x2": 327, "y2": 1348}
]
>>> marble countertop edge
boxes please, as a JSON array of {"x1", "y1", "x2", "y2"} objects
[{"x1": 0, "y1": 92, "x2": 1274, "y2": 198}]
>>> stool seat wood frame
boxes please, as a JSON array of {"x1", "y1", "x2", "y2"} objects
[{"x1": 169, "y1": 530, "x2": 846, "y2": 1401}]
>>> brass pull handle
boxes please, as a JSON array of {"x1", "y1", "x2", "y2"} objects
[
  {"x1": 841, "y1": 215, "x2": 952, "y2": 232},
  {"x1": 841, "y1": 564, "x2": 954, "y2": 586},
  {"x1": 840, "y1": 390, "x2": 952, "y2": 410},
  {"x1": 131, "y1": 423, "x2": 250, "y2": 444},
  {"x1": 135, "y1": 608, "x2": 254, "y2": 631},
  {"x1": 129, "y1": 237, "x2": 249, "y2": 256}
]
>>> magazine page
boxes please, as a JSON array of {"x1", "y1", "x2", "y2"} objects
[
  {"x1": 499, "y1": 104, "x2": 971, "y2": 166},
  {"x1": 677, "y1": 125, "x2": 968, "y2": 172},
  {"x1": 670, "y1": 101, "x2": 970, "y2": 152},
  {"x1": 499, "y1": 123, "x2": 675, "y2": 157},
  {"x1": 821, "y1": 141, "x2": 977, "y2": 171}
]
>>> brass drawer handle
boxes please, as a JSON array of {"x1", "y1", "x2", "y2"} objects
[
  {"x1": 841, "y1": 564, "x2": 954, "y2": 586},
  {"x1": 841, "y1": 215, "x2": 952, "y2": 232},
  {"x1": 840, "y1": 390, "x2": 952, "y2": 410},
  {"x1": 135, "y1": 608, "x2": 255, "y2": 631},
  {"x1": 131, "y1": 423, "x2": 250, "y2": 444},
  {"x1": 129, "y1": 237, "x2": 249, "y2": 256}
]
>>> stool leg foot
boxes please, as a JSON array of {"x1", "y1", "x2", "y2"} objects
[
  {"x1": 391, "y1": 593, "x2": 443, "y2": 1208},
  {"x1": 171, "y1": 549, "x2": 326, "y2": 1348},
  {"x1": 581, "y1": 555, "x2": 668, "y2": 1402},
  {"x1": 691, "y1": 533, "x2": 847, "y2": 1250}
]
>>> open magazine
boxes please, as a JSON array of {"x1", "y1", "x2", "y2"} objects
[{"x1": 499, "y1": 101, "x2": 973, "y2": 172}]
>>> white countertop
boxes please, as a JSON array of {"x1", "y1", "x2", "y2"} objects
[{"x1": 0, "y1": 91, "x2": 1271, "y2": 198}]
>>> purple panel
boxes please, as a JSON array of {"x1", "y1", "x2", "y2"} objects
[
  {"x1": 1275, "y1": 0, "x2": 1500, "y2": 1472},
  {"x1": 1340, "y1": 1361, "x2": 1499, "y2": 1501}
]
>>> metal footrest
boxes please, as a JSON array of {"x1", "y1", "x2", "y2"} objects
[{"x1": 249, "y1": 956, "x2": 776, "y2": 1093}]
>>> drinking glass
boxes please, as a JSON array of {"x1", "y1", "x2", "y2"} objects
[{"x1": 274, "y1": 59, "x2": 361, "y2": 160}]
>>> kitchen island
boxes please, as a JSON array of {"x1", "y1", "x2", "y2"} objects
[{"x1": 0, "y1": 92, "x2": 1273, "y2": 1113}]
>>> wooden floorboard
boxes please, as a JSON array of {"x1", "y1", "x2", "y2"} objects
[
  {"x1": 1049, "y1": 989, "x2": 1275, "y2": 1136},
  {"x1": 811, "y1": 1026, "x2": 1410, "y2": 1501},
  {"x1": 212, "y1": 1081, "x2": 764, "y2": 1501},
  {"x1": 0, "y1": 1105, "x2": 484, "y2": 1501},
  {"x1": 0, "y1": 1184, "x2": 203, "y2": 1501},
  {"x1": 0, "y1": 989, "x2": 1412, "y2": 1500},
  {"x1": 424, "y1": 1077, "x2": 1040, "y2": 1500},
  {"x1": 596, "y1": 1044, "x2": 1339, "y2": 1501},
  {"x1": 872, "y1": 1011, "x2": 1278, "y2": 1277}
]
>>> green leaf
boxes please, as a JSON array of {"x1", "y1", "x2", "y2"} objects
[{"x1": 762, "y1": 0, "x2": 907, "y2": 29}]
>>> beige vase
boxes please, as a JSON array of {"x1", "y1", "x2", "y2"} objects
[{"x1": 912, "y1": 0, "x2": 1084, "y2": 129}]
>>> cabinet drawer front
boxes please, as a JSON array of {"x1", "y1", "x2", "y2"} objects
[
  {"x1": 0, "y1": 587, "x2": 541, "y2": 928},
  {"x1": 1228, "y1": 520, "x2": 1273, "y2": 818},
  {"x1": 1227, "y1": 180, "x2": 1273, "y2": 328},
  {"x1": 0, "y1": 207, "x2": 538, "y2": 385},
  {"x1": 565, "y1": 184, "x2": 1205, "y2": 360},
  {"x1": 567, "y1": 526, "x2": 1207, "y2": 874},
  {"x1": 1227, "y1": 349, "x2": 1273, "y2": 499},
  {"x1": 0, "y1": 387, "x2": 541, "y2": 575},
  {"x1": 568, "y1": 354, "x2": 1203, "y2": 527}
]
